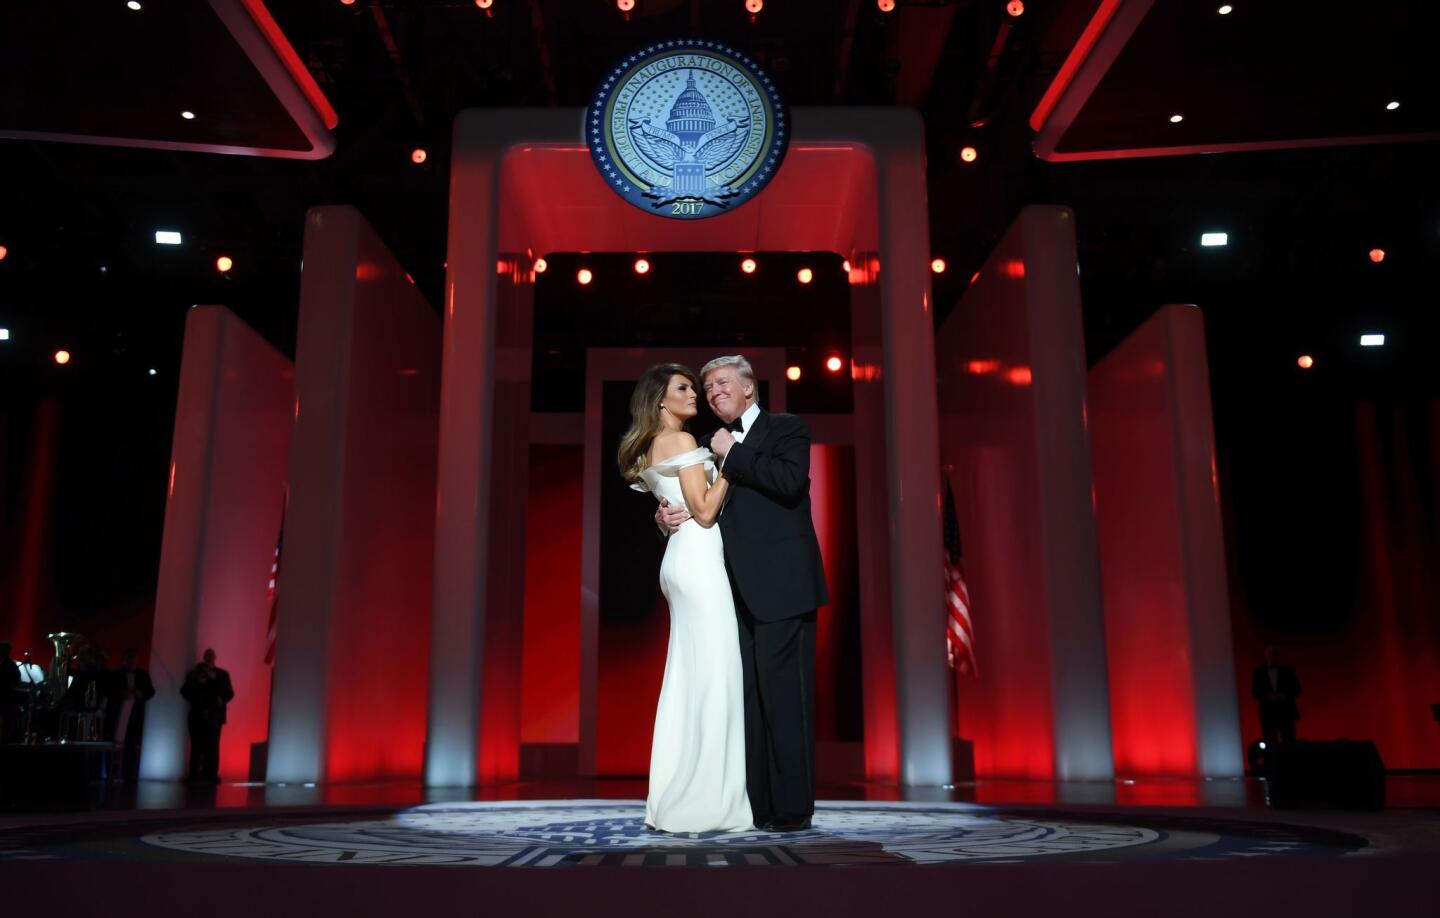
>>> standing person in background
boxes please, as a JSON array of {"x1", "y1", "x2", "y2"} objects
[
  {"x1": 107, "y1": 648, "x2": 155, "y2": 782},
  {"x1": 1251, "y1": 646, "x2": 1301, "y2": 747},
  {"x1": 181, "y1": 649, "x2": 234, "y2": 783}
]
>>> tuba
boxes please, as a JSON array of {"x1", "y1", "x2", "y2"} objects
[{"x1": 45, "y1": 631, "x2": 82, "y2": 707}]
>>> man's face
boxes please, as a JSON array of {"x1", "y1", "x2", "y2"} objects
[
  {"x1": 203, "y1": 650, "x2": 216, "y2": 667},
  {"x1": 704, "y1": 367, "x2": 753, "y2": 423}
]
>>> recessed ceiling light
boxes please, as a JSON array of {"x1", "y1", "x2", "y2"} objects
[
  {"x1": 148, "y1": 368, "x2": 158, "y2": 376},
  {"x1": 1201, "y1": 232, "x2": 1228, "y2": 247},
  {"x1": 0, "y1": 328, "x2": 10, "y2": 341},
  {"x1": 1386, "y1": 101, "x2": 1400, "y2": 111},
  {"x1": 155, "y1": 230, "x2": 182, "y2": 245},
  {"x1": 127, "y1": 1, "x2": 142, "y2": 9},
  {"x1": 1218, "y1": 4, "x2": 1233, "y2": 13},
  {"x1": 1169, "y1": 114, "x2": 1184, "y2": 123},
  {"x1": 1360, "y1": 334, "x2": 1385, "y2": 347},
  {"x1": 181, "y1": 110, "x2": 195, "y2": 120}
]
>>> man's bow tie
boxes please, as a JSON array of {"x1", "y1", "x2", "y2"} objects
[{"x1": 725, "y1": 417, "x2": 745, "y2": 434}]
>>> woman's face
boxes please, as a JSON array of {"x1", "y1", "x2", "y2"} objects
[{"x1": 662, "y1": 374, "x2": 698, "y2": 421}]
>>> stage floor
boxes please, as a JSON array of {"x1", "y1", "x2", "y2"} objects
[{"x1": 2, "y1": 778, "x2": 1437, "y2": 916}]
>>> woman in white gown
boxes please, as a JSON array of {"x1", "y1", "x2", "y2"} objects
[{"x1": 617, "y1": 363, "x2": 753, "y2": 833}]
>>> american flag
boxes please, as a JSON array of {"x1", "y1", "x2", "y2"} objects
[
  {"x1": 263, "y1": 522, "x2": 283, "y2": 665},
  {"x1": 943, "y1": 479, "x2": 977, "y2": 675}
]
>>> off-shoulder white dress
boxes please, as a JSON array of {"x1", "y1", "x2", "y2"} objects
[{"x1": 633, "y1": 448, "x2": 753, "y2": 832}]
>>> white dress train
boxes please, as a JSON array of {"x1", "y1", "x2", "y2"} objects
[{"x1": 634, "y1": 448, "x2": 753, "y2": 833}]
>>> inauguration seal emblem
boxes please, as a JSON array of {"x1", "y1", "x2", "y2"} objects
[{"x1": 586, "y1": 40, "x2": 788, "y2": 219}]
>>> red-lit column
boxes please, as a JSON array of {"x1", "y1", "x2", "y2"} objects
[
  {"x1": 266, "y1": 206, "x2": 440, "y2": 784},
  {"x1": 936, "y1": 205, "x2": 1114, "y2": 782},
  {"x1": 1089, "y1": 304, "x2": 1243, "y2": 778},
  {"x1": 140, "y1": 307, "x2": 291, "y2": 781}
]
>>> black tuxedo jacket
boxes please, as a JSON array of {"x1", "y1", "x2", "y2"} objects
[
  {"x1": 702, "y1": 409, "x2": 828, "y2": 622},
  {"x1": 1251, "y1": 663, "x2": 1301, "y2": 721}
]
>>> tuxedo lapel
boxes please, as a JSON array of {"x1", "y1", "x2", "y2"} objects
[{"x1": 739, "y1": 408, "x2": 771, "y2": 452}]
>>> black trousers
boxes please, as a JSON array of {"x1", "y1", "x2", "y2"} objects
[
  {"x1": 188, "y1": 717, "x2": 223, "y2": 781},
  {"x1": 733, "y1": 578, "x2": 817, "y2": 825}
]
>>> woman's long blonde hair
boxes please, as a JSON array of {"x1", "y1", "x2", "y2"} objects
[{"x1": 617, "y1": 363, "x2": 697, "y2": 483}]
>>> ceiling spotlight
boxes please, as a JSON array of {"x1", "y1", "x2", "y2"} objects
[
  {"x1": 341, "y1": 0, "x2": 356, "y2": 5},
  {"x1": 877, "y1": 0, "x2": 895, "y2": 11},
  {"x1": 148, "y1": 368, "x2": 158, "y2": 376},
  {"x1": 54, "y1": 350, "x2": 72, "y2": 365},
  {"x1": 475, "y1": 0, "x2": 493, "y2": 7},
  {"x1": 577, "y1": 268, "x2": 593, "y2": 285},
  {"x1": 127, "y1": 1, "x2": 142, "y2": 10},
  {"x1": 1386, "y1": 100, "x2": 1400, "y2": 111},
  {"x1": 960, "y1": 145, "x2": 978, "y2": 163},
  {"x1": 1169, "y1": 113, "x2": 1184, "y2": 123},
  {"x1": 746, "y1": 0, "x2": 763, "y2": 11},
  {"x1": 181, "y1": 110, "x2": 196, "y2": 120},
  {"x1": 797, "y1": 267, "x2": 813, "y2": 284},
  {"x1": 1200, "y1": 232, "x2": 1228, "y2": 247},
  {"x1": 931, "y1": 258, "x2": 947, "y2": 274},
  {"x1": 534, "y1": 257, "x2": 547, "y2": 274},
  {"x1": 0, "y1": 328, "x2": 9, "y2": 341},
  {"x1": 1297, "y1": 355, "x2": 1314, "y2": 369},
  {"x1": 216, "y1": 256, "x2": 234, "y2": 273},
  {"x1": 155, "y1": 230, "x2": 182, "y2": 245},
  {"x1": 617, "y1": 0, "x2": 634, "y2": 9},
  {"x1": 1006, "y1": 0, "x2": 1025, "y2": 16},
  {"x1": 1369, "y1": 248, "x2": 1386, "y2": 263},
  {"x1": 411, "y1": 148, "x2": 428, "y2": 164},
  {"x1": 825, "y1": 355, "x2": 844, "y2": 373},
  {"x1": 786, "y1": 365, "x2": 801, "y2": 381},
  {"x1": 633, "y1": 257, "x2": 650, "y2": 274},
  {"x1": 1360, "y1": 333, "x2": 1385, "y2": 347},
  {"x1": 741, "y1": 257, "x2": 757, "y2": 274},
  {"x1": 0, "y1": 244, "x2": 7, "y2": 260},
  {"x1": 1217, "y1": 4, "x2": 1232, "y2": 13}
]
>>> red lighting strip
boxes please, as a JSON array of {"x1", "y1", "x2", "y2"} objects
[
  {"x1": 1028, "y1": 0, "x2": 1125, "y2": 133},
  {"x1": 239, "y1": 0, "x2": 340, "y2": 130}
]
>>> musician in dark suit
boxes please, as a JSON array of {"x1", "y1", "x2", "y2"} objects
[
  {"x1": 657, "y1": 355, "x2": 828, "y2": 832},
  {"x1": 106, "y1": 648, "x2": 156, "y2": 782},
  {"x1": 1251, "y1": 646, "x2": 1301, "y2": 746},
  {"x1": 181, "y1": 648, "x2": 234, "y2": 783}
]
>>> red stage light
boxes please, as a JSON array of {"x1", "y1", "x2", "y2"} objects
[
  {"x1": 475, "y1": 0, "x2": 493, "y2": 7},
  {"x1": 0, "y1": 244, "x2": 7, "y2": 260},
  {"x1": 786, "y1": 365, "x2": 801, "y2": 381},
  {"x1": 633, "y1": 258, "x2": 650, "y2": 274},
  {"x1": 826, "y1": 356, "x2": 844, "y2": 373},
  {"x1": 746, "y1": 0, "x2": 764, "y2": 12},
  {"x1": 960, "y1": 146, "x2": 978, "y2": 163},
  {"x1": 1006, "y1": 366, "x2": 1033, "y2": 386},
  {"x1": 534, "y1": 257, "x2": 548, "y2": 273},
  {"x1": 1297, "y1": 355, "x2": 1314, "y2": 369},
  {"x1": 54, "y1": 350, "x2": 71, "y2": 365},
  {"x1": 797, "y1": 267, "x2": 813, "y2": 284},
  {"x1": 740, "y1": 257, "x2": 758, "y2": 274},
  {"x1": 617, "y1": 0, "x2": 635, "y2": 10},
  {"x1": 577, "y1": 268, "x2": 593, "y2": 285},
  {"x1": 341, "y1": 0, "x2": 356, "y2": 5},
  {"x1": 931, "y1": 258, "x2": 946, "y2": 274},
  {"x1": 877, "y1": 0, "x2": 895, "y2": 11},
  {"x1": 1369, "y1": 248, "x2": 1385, "y2": 263},
  {"x1": 216, "y1": 255, "x2": 233, "y2": 273},
  {"x1": 1006, "y1": 0, "x2": 1025, "y2": 16},
  {"x1": 411, "y1": 148, "x2": 427, "y2": 164}
]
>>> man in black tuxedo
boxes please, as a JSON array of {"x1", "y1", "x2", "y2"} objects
[
  {"x1": 106, "y1": 648, "x2": 156, "y2": 782},
  {"x1": 657, "y1": 355, "x2": 828, "y2": 832},
  {"x1": 1251, "y1": 646, "x2": 1301, "y2": 746},
  {"x1": 181, "y1": 648, "x2": 235, "y2": 783}
]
